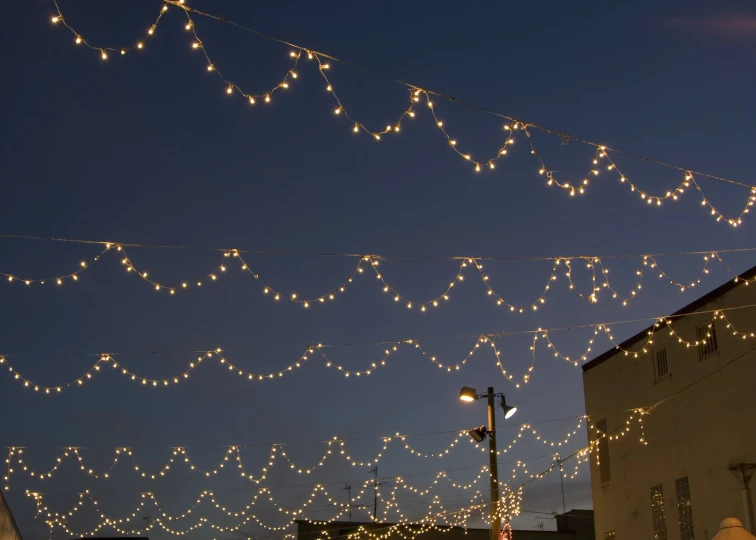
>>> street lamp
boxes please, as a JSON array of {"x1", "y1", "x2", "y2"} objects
[{"x1": 459, "y1": 387, "x2": 517, "y2": 540}]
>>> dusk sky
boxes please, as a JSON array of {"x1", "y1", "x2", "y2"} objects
[{"x1": 1, "y1": 0, "x2": 755, "y2": 539}]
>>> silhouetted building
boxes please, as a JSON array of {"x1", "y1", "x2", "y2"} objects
[{"x1": 555, "y1": 510, "x2": 595, "y2": 540}]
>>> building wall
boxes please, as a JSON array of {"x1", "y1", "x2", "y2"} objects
[
  {"x1": 582, "y1": 280, "x2": 756, "y2": 540},
  {"x1": 0, "y1": 491, "x2": 22, "y2": 540}
]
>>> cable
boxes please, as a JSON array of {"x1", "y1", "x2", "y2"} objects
[{"x1": 1, "y1": 232, "x2": 755, "y2": 261}]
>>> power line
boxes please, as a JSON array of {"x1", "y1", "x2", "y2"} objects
[{"x1": 1, "y1": 232, "x2": 755, "y2": 261}]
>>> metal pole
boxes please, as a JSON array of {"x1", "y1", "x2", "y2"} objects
[
  {"x1": 488, "y1": 387, "x2": 501, "y2": 540},
  {"x1": 557, "y1": 454, "x2": 566, "y2": 515},
  {"x1": 373, "y1": 466, "x2": 378, "y2": 520}
]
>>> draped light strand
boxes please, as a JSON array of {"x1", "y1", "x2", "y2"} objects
[
  {"x1": 2, "y1": 420, "x2": 583, "y2": 490},
  {"x1": 3, "y1": 240, "x2": 751, "y2": 314},
  {"x1": 2, "y1": 307, "x2": 755, "y2": 397},
  {"x1": 30, "y1": 444, "x2": 604, "y2": 540},
  {"x1": 47, "y1": 2, "x2": 756, "y2": 226}
]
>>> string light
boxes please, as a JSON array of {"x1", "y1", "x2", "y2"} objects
[
  {"x1": 46, "y1": 1, "x2": 756, "y2": 226},
  {"x1": 3, "y1": 418, "x2": 587, "y2": 491},
  {"x1": 2, "y1": 302, "x2": 755, "y2": 396},
  {"x1": 3, "y1": 240, "x2": 753, "y2": 315}
]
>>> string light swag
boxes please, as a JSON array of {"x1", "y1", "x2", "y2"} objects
[
  {"x1": 31, "y1": 465, "x2": 498, "y2": 528},
  {"x1": 48, "y1": 2, "x2": 756, "y2": 226},
  {"x1": 2, "y1": 417, "x2": 588, "y2": 490},
  {"x1": 27, "y1": 445, "x2": 602, "y2": 540},
  {"x1": 3, "y1": 241, "x2": 754, "y2": 314},
  {"x1": 31, "y1": 465, "x2": 540, "y2": 537},
  {"x1": 2, "y1": 306, "x2": 755, "y2": 395}
]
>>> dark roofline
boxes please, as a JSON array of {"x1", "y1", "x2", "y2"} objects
[
  {"x1": 582, "y1": 263, "x2": 756, "y2": 373},
  {"x1": 0, "y1": 489, "x2": 23, "y2": 540}
]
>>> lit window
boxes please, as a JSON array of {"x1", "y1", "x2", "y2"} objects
[
  {"x1": 650, "y1": 484, "x2": 668, "y2": 540},
  {"x1": 676, "y1": 477, "x2": 695, "y2": 540}
]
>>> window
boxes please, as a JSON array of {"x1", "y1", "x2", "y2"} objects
[
  {"x1": 696, "y1": 324, "x2": 718, "y2": 360},
  {"x1": 596, "y1": 419, "x2": 611, "y2": 483},
  {"x1": 605, "y1": 531, "x2": 616, "y2": 540},
  {"x1": 654, "y1": 348, "x2": 670, "y2": 381},
  {"x1": 650, "y1": 484, "x2": 668, "y2": 540},
  {"x1": 676, "y1": 477, "x2": 695, "y2": 540}
]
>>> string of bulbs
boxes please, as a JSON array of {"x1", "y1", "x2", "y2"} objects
[
  {"x1": 47, "y1": 1, "x2": 756, "y2": 227},
  {"x1": 31, "y1": 453, "x2": 576, "y2": 537},
  {"x1": 4, "y1": 240, "x2": 754, "y2": 313},
  {"x1": 1, "y1": 305, "x2": 754, "y2": 394},
  {"x1": 27, "y1": 427, "x2": 619, "y2": 540},
  {"x1": 22, "y1": 409, "x2": 652, "y2": 540},
  {"x1": 3, "y1": 416, "x2": 586, "y2": 490}
]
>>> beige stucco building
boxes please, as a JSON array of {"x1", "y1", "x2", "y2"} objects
[{"x1": 582, "y1": 265, "x2": 756, "y2": 540}]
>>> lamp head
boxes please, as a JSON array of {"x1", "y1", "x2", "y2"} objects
[
  {"x1": 500, "y1": 396, "x2": 517, "y2": 420},
  {"x1": 468, "y1": 426, "x2": 487, "y2": 443},
  {"x1": 459, "y1": 386, "x2": 478, "y2": 402}
]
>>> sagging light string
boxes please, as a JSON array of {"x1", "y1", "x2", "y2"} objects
[
  {"x1": 47, "y1": 3, "x2": 756, "y2": 227},
  {"x1": 34, "y1": 463, "x2": 540, "y2": 537},
  {"x1": 14, "y1": 416, "x2": 621, "y2": 537},
  {"x1": 5, "y1": 241, "x2": 753, "y2": 313},
  {"x1": 32, "y1": 466, "x2": 491, "y2": 529},
  {"x1": 2, "y1": 304, "x2": 755, "y2": 395},
  {"x1": 319, "y1": 425, "x2": 628, "y2": 540},
  {"x1": 31, "y1": 434, "x2": 605, "y2": 540},
  {"x1": 35, "y1": 477, "x2": 479, "y2": 536},
  {"x1": 2, "y1": 417, "x2": 585, "y2": 490},
  {"x1": 37, "y1": 436, "x2": 596, "y2": 540}
]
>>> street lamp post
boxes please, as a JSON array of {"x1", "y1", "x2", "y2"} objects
[
  {"x1": 459, "y1": 386, "x2": 517, "y2": 540},
  {"x1": 486, "y1": 387, "x2": 501, "y2": 540}
]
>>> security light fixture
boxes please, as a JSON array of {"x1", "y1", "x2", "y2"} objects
[{"x1": 468, "y1": 426, "x2": 487, "y2": 443}]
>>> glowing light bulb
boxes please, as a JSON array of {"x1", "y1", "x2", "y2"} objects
[
  {"x1": 101, "y1": 50, "x2": 108, "y2": 60},
  {"x1": 137, "y1": 42, "x2": 144, "y2": 49},
  {"x1": 192, "y1": 42, "x2": 200, "y2": 49},
  {"x1": 249, "y1": 96, "x2": 255, "y2": 105},
  {"x1": 207, "y1": 64, "x2": 215, "y2": 71},
  {"x1": 75, "y1": 36, "x2": 82, "y2": 44},
  {"x1": 265, "y1": 94, "x2": 271, "y2": 103},
  {"x1": 226, "y1": 85, "x2": 233, "y2": 94},
  {"x1": 51, "y1": 16, "x2": 61, "y2": 23}
]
